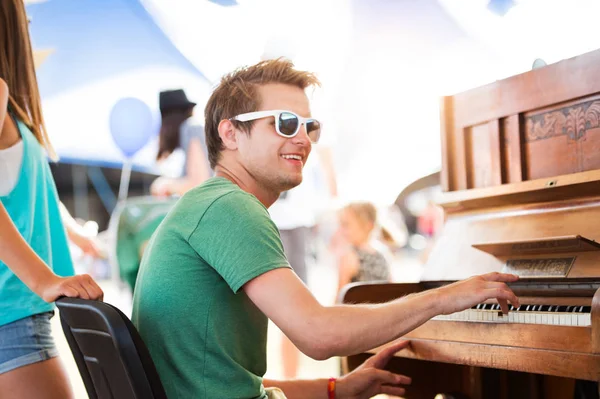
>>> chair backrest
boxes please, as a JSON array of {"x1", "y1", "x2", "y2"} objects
[{"x1": 56, "y1": 297, "x2": 168, "y2": 399}]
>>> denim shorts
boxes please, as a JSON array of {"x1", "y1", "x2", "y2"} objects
[{"x1": 0, "y1": 311, "x2": 58, "y2": 374}]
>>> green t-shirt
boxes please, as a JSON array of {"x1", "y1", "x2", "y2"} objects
[{"x1": 132, "y1": 177, "x2": 290, "y2": 399}]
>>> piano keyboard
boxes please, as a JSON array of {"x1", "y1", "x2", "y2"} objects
[{"x1": 433, "y1": 304, "x2": 592, "y2": 326}]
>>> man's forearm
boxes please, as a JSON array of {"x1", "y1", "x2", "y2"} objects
[
  {"x1": 263, "y1": 378, "x2": 328, "y2": 399},
  {"x1": 316, "y1": 289, "x2": 441, "y2": 357},
  {"x1": 245, "y1": 268, "x2": 444, "y2": 361}
]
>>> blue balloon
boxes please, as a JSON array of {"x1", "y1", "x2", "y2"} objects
[{"x1": 109, "y1": 98, "x2": 154, "y2": 157}]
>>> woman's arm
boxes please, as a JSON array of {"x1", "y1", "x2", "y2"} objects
[
  {"x1": 0, "y1": 202, "x2": 103, "y2": 301},
  {"x1": 59, "y1": 202, "x2": 103, "y2": 258},
  {"x1": 337, "y1": 250, "x2": 359, "y2": 293},
  {"x1": 151, "y1": 138, "x2": 210, "y2": 196},
  {"x1": 184, "y1": 138, "x2": 211, "y2": 187}
]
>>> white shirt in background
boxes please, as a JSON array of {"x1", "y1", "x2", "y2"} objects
[
  {"x1": 0, "y1": 140, "x2": 24, "y2": 196},
  {"x1": 269, "y1": 153, "x2": 328, "y2": 230}
]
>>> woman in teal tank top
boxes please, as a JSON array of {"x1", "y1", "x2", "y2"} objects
[{"x1": 0, "y1": 1, "x2": 103, "y2": 397}]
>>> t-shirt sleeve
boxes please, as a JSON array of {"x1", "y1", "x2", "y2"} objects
[{"x1": 187, "y1": 191, "x2": 291, "y2": 292}]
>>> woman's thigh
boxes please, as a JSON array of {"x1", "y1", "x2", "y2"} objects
[
  {"x1": 0, "y1": 312, "x2": 73, "y2": 398},
  {"x1": 0, "y1": 356, "x2": 73, "y2": 399}
]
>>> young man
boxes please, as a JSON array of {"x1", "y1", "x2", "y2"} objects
[{"x1": 132, "y1": 59, "x2": 520, "y2": 399}]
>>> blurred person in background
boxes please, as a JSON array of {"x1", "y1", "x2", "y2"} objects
[
  {"x1": 59, "y1": 202, "x2": 103, "y2": 259},
  {"x1": 269, "y1": 147, "x2": 337, "y2": 378},
  {"x1": 0, "y1": 1, "x2": 103, "y2": 397},
  {"x1": 336, "y1": 202, "x2": 393, "y2": 295},
  {"x1": 151, "y1": 89, "x2": 211, "y2": 196},
  {"x1": 416, "y1": 199, "x2": 445, "y2": 264}
]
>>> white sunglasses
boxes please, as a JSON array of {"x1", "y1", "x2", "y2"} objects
[{"x1": 230, "y1": 110, "x2": 321, "y2": 143}]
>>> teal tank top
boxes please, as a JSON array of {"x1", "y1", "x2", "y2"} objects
[{"x1": 0, "y1": 115, "x2": 74, "y2": 326}]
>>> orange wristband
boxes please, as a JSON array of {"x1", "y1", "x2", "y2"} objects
[{"x1": 327, "y1": 377, "x2": 336, "y2": 399}]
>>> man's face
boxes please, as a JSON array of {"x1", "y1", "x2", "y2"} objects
[{"x1": 236, "y1": 83, "x2": 313, "y2": 193}]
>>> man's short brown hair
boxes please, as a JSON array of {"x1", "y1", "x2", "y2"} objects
[{"x1": 204, "y1": 58, "x2": 321, "y2": 169}]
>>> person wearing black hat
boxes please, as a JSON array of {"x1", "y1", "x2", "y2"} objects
[{"x1": 151, "y1": 89, "x2": 210, "y2": 196}]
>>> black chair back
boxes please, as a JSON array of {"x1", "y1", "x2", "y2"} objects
[{"x1": 56, "y1": 297, "x2": 167, "y2": 399}]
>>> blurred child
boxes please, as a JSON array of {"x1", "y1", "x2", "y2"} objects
[
  {"x1": 0, "y1": 1, "x2": 103, "y2": 397},
  {"x1": 336, "y1": 202, "x2": 392, "y2": 294}
]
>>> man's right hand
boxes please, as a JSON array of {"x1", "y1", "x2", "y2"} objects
[
  {"x1": 38, "y1": 274, "x2": 104, "y2": 303},
  {"x1": 435, "y1": 272, "x2": 520, "y2": 315}
]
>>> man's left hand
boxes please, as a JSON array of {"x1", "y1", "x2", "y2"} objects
[{"x1": 336, "y1": 340, "x2": 411, "y2": 399}]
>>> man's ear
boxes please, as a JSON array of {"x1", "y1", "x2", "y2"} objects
[{"x1": 218, "y1": 119, "x2": 239, "y2": 150}]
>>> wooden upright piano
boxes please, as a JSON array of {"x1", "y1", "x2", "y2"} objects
[{"x1": 341, "y1": 49, "x2": 600, "y2": 399}]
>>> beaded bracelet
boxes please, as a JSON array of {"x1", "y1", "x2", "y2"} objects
[{"x1": 327, "y1": 377, "x2": 336, "y2": 399}]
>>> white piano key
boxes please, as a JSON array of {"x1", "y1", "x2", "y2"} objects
[
  {"x1": 580, "y1": 313, "x2": 591, "y2": 326},
  {"x1": 465, "y1": 310, "x2": 474, "y2": 321},
  {"x1": 490, "y1": 311, "x2": 498, "y2": 322},
  {"x1": 460, "y1": 309, "x2": 471, "y2": 321}
]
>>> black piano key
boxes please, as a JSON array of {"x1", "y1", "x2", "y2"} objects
[{"x1": 469, "y1": 304, "x2": 591, "y2": 313}]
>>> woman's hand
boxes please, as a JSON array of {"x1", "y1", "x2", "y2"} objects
[
  {"x1": 150, "y1": 176, "x2": 174, "y2": 197},
  {"x1": 38, "y1": 273, "x2": 104, "y2": 303},
  {"x1": 336, "y1": 340, "x2": 411, "y2": 399},
  {"x1": 69, "y1": 229, "x2": 104, "y2": 258}
]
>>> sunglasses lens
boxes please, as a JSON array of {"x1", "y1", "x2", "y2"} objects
[
  {"x1": 306, "y1": 120, "x2": 321, "y2": 143},
  {"x1": 278, "y1": 112, "x2": 299, "y2": 136}
]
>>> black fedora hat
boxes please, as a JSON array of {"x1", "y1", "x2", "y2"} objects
[{"x1": 159, "y1": 89, "x2": 196, "y2": 111}]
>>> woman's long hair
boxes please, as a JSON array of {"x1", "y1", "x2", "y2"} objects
[
  {"x1": 156, "y1": 107, "x2": 193, "y2": 160},
  {"x1": 0, "y1": 0, "x2": 56, "y2": 159}
]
